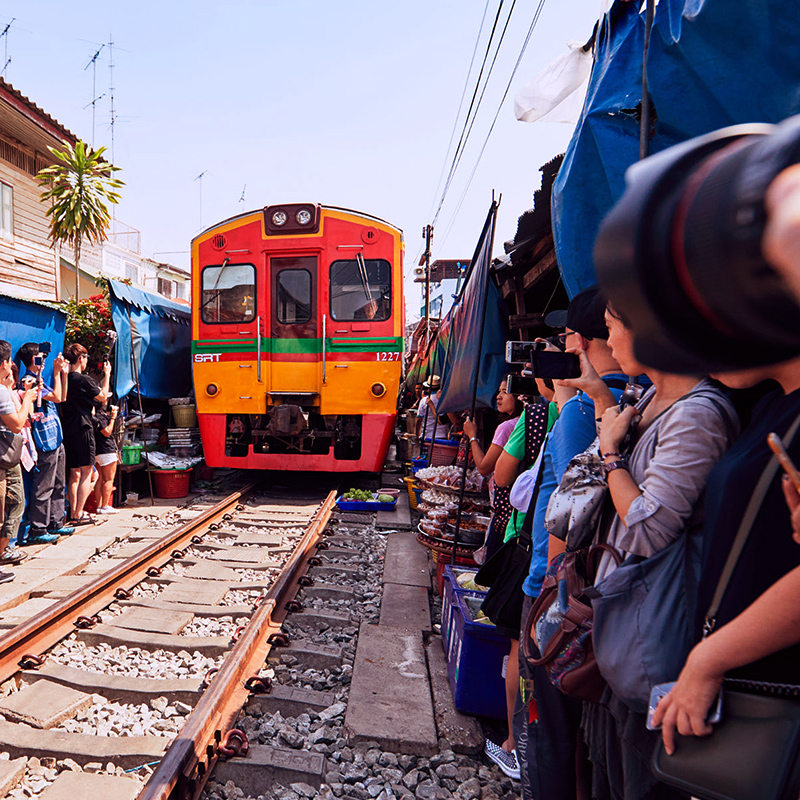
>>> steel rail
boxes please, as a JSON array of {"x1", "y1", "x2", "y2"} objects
[
  {"x1": 0, "y1": 479, "x2": 262, "y2": 686},
  {"x1": 138, "y1": 489, "x2": 338, "y2": 800}
]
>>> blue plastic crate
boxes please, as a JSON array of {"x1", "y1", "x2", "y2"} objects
[
  {"x1": 441, "y1": 565, "x2": 485, "y2": 649},
  {"x1": 335, "y1": 495, "x2": 397, "y2": 512},
  {"x1": 446, "y1": 591, "x2": 511, "y2": 719}
]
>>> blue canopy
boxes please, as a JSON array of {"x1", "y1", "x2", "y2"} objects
[
  {"x1": 0, "y1": 293, "x2": 65, "y2": 385},
  {"x1": 108, "y1": 280, "x2": 192, "y2": 400},
  {"x1": 438, "y1": 204, "x2": 510, "y2": 416},
  {"x1": 552, "y1": 0, "x2": 800, "y2": 296}
]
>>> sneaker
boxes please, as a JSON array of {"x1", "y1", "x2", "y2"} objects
[
  {"x1": 0, "y1": 546, "x2": 27, "y2": 564},
  {"x1": 97, "y1": 506, "x2": 119, "y2": 514},
  {"x1": 47, "y1": 526, "x2": 75, "y2": 536},
  {"x1": 20, "y1": 532, "x2": 60, "y2": 546},
  {"x1": 484, "y1": 740, "x2": 521, "y2": 780},
  {"x1": 0, "y1": 570, "x2": 14, "y2": 584}
]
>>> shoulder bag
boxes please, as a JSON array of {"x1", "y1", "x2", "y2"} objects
[
  {"x1": 0, "y1": 428, "x2": 23, "y2": 470},
  {"x1": 475, "y1": 456, "x2": 543, "y2": 632},
  {"x1": 652, "y1": 410, "x2": 800, "y2": 800},
  {"x1": 521, "y1": 540, "x2": 621, "y2": 702}
]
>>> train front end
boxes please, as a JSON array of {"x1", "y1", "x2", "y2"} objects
[{"x1": 191, "y1": 203, "x2": 404, "y2": 472}]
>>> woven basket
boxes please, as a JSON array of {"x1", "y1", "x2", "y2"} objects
[
  {"x1": 172, "y1": 404, "x2": 197, "y2": 428},
  {"x1": 152, "y1": 469, "x2": 191, "y2": 499}
]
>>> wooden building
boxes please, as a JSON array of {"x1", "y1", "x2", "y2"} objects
[{"x1": 0, "y1": 79, "x2": 77, "y2": 302}]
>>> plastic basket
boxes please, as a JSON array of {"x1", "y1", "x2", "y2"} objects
[
  {"x1": 404, "y1": 476, "x2": 420, "y2": 509},
  {"x1": 152, "y1": 468, "x2": 192, "y2": 499},
  {"x1": 430, "y1": 440, "x2": 460, "y2": 466},
  {"x1": 172, "y1": 404, "x2": 197, "y2": 428},
  {"x1": 121, "y1": 445, "x2": 143, "y2": 465}
]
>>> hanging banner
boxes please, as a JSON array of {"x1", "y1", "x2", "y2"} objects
[
  {"x1": 438, "y1": 204, "x2": 510, "y2": 416},
  {"x1": 552, "y1": 0, "x2": 800, "y2": 296}
]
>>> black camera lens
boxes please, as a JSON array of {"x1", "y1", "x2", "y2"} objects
[{"x1": 595, "y1": 115, "x2": 800, "y2": 373}]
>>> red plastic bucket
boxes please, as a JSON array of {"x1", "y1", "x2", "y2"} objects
[{"x1": 152, "y1": 469, "x2": 191, "y2": 499}]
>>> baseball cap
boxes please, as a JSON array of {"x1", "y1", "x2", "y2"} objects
[{"x1": 544, "y1": 284, "x2": 608, "y2": 340}]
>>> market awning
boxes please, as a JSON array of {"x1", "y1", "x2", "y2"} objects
[
  {"x1": 108, "y1": 279, "x2": 192, "y2": 400},
  {"x1": 552, "y1": 0, "x2": 800, "y2": 296},
  {"x1": 0, "y1": 292, "x2": 65, "y2": 385}
]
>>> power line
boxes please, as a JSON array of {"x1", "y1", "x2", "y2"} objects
[
  {"x1": 439, "y1": 0, "x2": 548, "y2": 250},
  {"x1": 427, "y1": 0, "x2": 492, "y2": 222},
  {"x1": 432, "y1": 0, "x2": 518, "y2": 227}
]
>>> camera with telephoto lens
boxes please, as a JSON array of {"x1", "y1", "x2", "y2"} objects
[
  {"x1": 102, "y1": 330, "x2": 118, "y2": 362},
  {"x1": 595, "y1": 114, "x2": 800, "y2": 374}
]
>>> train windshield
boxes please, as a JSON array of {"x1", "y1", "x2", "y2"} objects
[
  {"x1": 201, "y1": 263, "x2": 256, "y2": 323},
  {"x1": 276, "y1": 268, "x2": 312, "y2": 324},
  {"x1": 329, "y1": 259, "x2": 391, "y2": 321}
]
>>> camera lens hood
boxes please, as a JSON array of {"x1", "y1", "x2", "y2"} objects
[{"x1": 595, "y1": 116, "x2": 800, "y2": 373}]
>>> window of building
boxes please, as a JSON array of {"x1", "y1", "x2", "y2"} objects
[
  {"x1": 174, "y1": 282, "x2": 185, "y2": 300},
  {"x1": 0, "y1": 184, "x2": 13, "y2": 242},
  {"x1": 201, "y1": 263, "x2": 256, "y2": 323},
  {"x1": 157, "y1": 277, "x2": 173, "y2": 298},
  {"x1": 276, "y1": 269, "x2": 312, "y2": 324},
  {"x1": 330, "y1": 259, "x2": 391, "y2": 321},
  {"x1": 125, "y1": 262, "x2": 139, "y2": 284}
]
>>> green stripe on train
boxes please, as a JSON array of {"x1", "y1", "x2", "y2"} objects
[{"x1": 192, "y1": 337, "x2": 403, "y2": 355}]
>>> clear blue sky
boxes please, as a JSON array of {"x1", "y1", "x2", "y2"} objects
[{"x1": 4, "y1": 1, "x2": 601, "y2": 317}]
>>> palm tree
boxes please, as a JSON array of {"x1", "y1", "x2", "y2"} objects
[{"x1": 37, "y1": 140, "x2": 124, "y2": 298}]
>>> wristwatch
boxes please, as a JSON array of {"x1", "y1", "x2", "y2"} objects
[
  {"x1": 469, "y1": 437, "x2": 479, "y2": 444},
  {"x1": 604, "y1": 459, "x2": 628, "y2": 475}
]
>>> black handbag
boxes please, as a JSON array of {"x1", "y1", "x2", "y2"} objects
[
  {"x1": 0, "y1": 428, "x2": 23, "y2": 470},
  {"x1": 652, "y1": 410, "x2": 800, "y2": 800},
  {"x1": 475, "y1": 461, "x2": 542, "y2": 631}
]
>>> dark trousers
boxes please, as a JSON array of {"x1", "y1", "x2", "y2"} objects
[
  {"x1": 26, "y1": 444, "x2": 66, "y2": 536},
  {"x1": 517, "y1": 593, "x2": 586, "y2": 800}
]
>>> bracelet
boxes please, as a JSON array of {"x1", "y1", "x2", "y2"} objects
[
  {"x1": 469, "y1": 437, "x2": 479, "y2": 444},
  {"x1": 601, "y1": 451, "x2": 622, "y2": 460},
  {"x1": 604, "y1": 460, "x2": 629, "y2": 475}
]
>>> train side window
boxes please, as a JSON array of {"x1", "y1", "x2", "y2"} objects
[
  {"x1": 201, "y1": 263, "x2": 256, "y2": 324},
  {"x1": 330, "y1": 259, "x2": 391, "y2": 321},
  {"x1": 276, "y1": 269, "x2": 312, "y2": 324}
]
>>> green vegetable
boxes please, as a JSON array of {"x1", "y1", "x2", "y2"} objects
[
  {"x1": 377, "y1": 494, "x2": 394, "y2": 504},
  {"x1": 342, "y1": 488, "x2": 374, "y2": 501}
]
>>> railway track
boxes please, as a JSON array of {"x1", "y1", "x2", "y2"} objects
[{"x1": 0, "y1": 479, "x2": 341, "y2": 799}]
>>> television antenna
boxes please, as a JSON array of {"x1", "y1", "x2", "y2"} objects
[
  {"x1": 194, "y1": 170, "x2": 208, "y2": 229},
  {"x1": 0, "y1": 18, "x2": 14, "y2": 78},
  {"x1": 239, "y1": 184, "x2": 247, "y2": 210},
  {"x1": 83, "y1": 44, "x2": 105, "y2": 147}
]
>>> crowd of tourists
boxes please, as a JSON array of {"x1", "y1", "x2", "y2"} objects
[{"x1": 0, "y1": 340, "x2": 120, "y2": 584}]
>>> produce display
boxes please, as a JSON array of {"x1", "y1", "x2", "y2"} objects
[
  {"x1": 342, "y1": 488, "x2": 374, "y2": 501},
  {"x1": 415, "y1": 466, "x2": 488, "y2": 494}
]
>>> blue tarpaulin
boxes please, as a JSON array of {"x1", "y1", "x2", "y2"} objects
[
  {"x1": 108, "y1": 280, "x2": 192, "y2": 400},
  {"x1": 553, "y1": 0, "x2": 800, "y2": 297},
  {"x1": 0, "y1": 293, "x2": 65, "y2": 385},
  {"x1": 438, "y1": 204, "x2": 510, "y2": 416}
]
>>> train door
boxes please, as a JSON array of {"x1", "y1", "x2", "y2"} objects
[{"x1": 268, "y1": 255, "x2": 321, "y2": 401}]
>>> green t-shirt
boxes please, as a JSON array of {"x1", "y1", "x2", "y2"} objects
[{"x1": 502, "y1": 401, "x2": 558, "y2": 542}]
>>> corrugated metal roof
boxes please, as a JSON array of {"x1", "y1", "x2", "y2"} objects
[{"x1": 0, "y1": 78, "x2": 78, "y2": 146}]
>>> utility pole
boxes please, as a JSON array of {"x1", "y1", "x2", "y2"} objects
[{"x1": 422, "y1": 224, "x2": 433, "y2": 337}]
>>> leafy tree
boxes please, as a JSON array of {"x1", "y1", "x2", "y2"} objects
[{"x1": 36, "y1": 140, "x2": 124, "y2": 298}]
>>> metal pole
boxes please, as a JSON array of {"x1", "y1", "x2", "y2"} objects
[
  {"x1": 452, "y1": 201, "x2": 499, "y2": 564},
  {"x1": 126, "y1": 307, "x2": 155, "y2": 506},
  {"x1": 639, "y1": 0, "x2": 655, "y2": 160},
  {"x1": 423, "y1": 225, "x2": 433, "y2": 336}
]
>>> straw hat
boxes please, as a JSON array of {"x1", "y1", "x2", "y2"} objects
[{"x1": 423, "y1": 375, "x2": 441, "y2": 389}]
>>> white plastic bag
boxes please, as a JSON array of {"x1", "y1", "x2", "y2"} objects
[
  {"x1": 509, "y1": 440, "x2": 547, "y2": 511},
  {"x1": 514, "y1": 43, "x2": 593, "y2": 124}
]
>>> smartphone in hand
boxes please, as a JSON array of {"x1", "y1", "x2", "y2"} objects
[{"x1": 646, "y1": 682, "x2": 723, "y2": 730}]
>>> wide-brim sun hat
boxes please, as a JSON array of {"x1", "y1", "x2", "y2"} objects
[{"x1": 423, "y1": 375, "x2": 441, "y2": 389}]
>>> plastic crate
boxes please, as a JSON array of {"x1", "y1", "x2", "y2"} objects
[
  {"x1": 446, "y1": 592, "x2": 511, "y2": 719},
  {"x1": 335, "y1": 495, "x2": 397, "y2": 511},
  {"x1": 441, "y1": 565, "x2": 485, "y2": 649},
  {"x1": 435, "y1": 552, "x2": 477, "y2": 597},
  {"x1": 152, "y1": 469, "x2": 192, "y2": 499},
  {"x1": 121, "y1": 444, "x2": 143, "y2": 465}
]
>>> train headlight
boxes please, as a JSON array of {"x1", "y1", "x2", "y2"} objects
[
  {"x1": 206, "y1": 383, "x2": 219, "y2": 397},
  {"x1": 371, "y1": 382, "x2": 386, "y2": 398},
  {"x1": 296, "y1": 209, "x2": 312, "y2": 225},
  {"x1": 271, "y1": 210, "x2": 287, "y2": 227}
]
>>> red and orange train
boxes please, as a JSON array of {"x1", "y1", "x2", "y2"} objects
[{"x1": 191, "y1": 203, "x2": 404, "y2": 471}]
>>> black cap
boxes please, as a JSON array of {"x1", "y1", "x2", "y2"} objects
[{"x1": 545, "y1": 285, "x2": 608, "y2": 340}]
